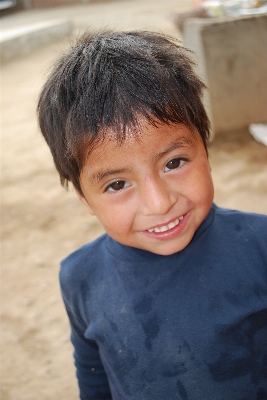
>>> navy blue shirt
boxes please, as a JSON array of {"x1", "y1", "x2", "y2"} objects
[{"x1": 60, "y1": 204, "x2": 267, "y2": 400}]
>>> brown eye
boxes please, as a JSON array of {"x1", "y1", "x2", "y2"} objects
[
  {"x1": 164, "y1": 158, "x2": 185, "y2": 172},
  {"x1": 106, "y1": 180, "x2": 130, "y2": 192}
]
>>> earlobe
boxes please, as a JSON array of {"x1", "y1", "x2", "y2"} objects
[
  {"x1": 75, "y1": 189, "x2": 95, "y2": 215},
  {"x1": 207, "y1": 156, "x2": 212, "y2": 172}
]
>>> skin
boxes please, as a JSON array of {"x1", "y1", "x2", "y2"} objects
[{"x1": 77, "y1": 121, "x2": 214, "y2": 256}]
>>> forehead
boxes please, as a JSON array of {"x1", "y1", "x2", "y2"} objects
[{"x1": 85, "y1": 122, "x2": 199, "y2": 162}]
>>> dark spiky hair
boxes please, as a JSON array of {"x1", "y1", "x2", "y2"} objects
[{"x1": 38, "y1": 30, "x2": 210, "y2": 194}]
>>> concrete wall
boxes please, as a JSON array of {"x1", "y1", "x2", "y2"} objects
[
  {"x1": 31, "y1": 0, "x2": 83, "y2": 8},
  {"x1": 0, "y1": 19, "x2": 72, "y2": 63},
  {"x1": 18, "y1": 0, "x2": 103, "y2": 8},
  {"x1": 183, "y1": 14, "x2": 267, "y2": 135}
]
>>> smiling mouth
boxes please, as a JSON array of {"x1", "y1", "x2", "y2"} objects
[{"x1": 147, "y1": 216, "x2": 184, "y2": 233}]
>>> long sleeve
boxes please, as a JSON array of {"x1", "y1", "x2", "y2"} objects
[{"x1": 61, "y1": 292, "x2": 112, "y2": 400}]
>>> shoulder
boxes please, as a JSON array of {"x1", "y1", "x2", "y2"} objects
[
  {"x1": 197, "y1": 206, "x2": 267, "y2": 294},
  {"x1": 214, "y1": 205, "x2": 267, "y2": 232},
  {"x1": 59, "y1": 233, "x2": 109, "y2": 292},
  {"x1": 212, "y1": 205, "x2": 267, "y2": 256},
  {"x1": 214, "y1": 205, "x2": 267, "y2": 221}
]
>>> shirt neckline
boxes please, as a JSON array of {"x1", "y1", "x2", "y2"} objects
[{"x1": 106, "y1": 203, "x2": 216, "y2": 264}]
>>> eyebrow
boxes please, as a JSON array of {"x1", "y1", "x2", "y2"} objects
[
  {"x1": 89, "y1": 136, "x2": 196, "y2": 185},
  {"x1": 90, "y1": 167, "x2": 132, "y2": 185},
  {"x1": 152, "y1": 137, "x2": 196, "y2": 162}
]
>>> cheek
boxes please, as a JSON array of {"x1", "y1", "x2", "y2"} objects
[
  {"x1": 95, "y1": 203, "x2": 136, "y2": 232},
  {"x1": 198, "y1": 171, "x2": 214, "y2": 207},
  {"x1": 186, "y1": 165, "x2": 213, "y2": 203}
]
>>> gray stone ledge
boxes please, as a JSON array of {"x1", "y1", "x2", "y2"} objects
[{"x1": 0, "y1": 18, "x2": 72, "y2": 63}]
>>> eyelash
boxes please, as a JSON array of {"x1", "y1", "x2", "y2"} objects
[
  {"x1": 104, "y1": 157, "x2": 188, "y2": 193},
  {"x1": 164, "y1": 157, "x2": 187, "y2": 172},
  {"x1": 104, "y1": 180, "x2": 130, "y2": 193}
]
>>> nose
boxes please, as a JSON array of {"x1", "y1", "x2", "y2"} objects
[{"x1": 140, "y1": 175, "x2": 177, "y2": 216}]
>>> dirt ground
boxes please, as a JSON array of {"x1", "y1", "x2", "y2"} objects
[{"x1": 1, "y1": 1, "x2": 267, "y2": 399}]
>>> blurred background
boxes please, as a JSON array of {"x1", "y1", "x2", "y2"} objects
[{"x1": 1, "y1": 1, "x2": 267, "y2": 399}]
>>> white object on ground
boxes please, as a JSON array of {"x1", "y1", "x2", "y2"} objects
[{"x1": 249, "y1": 124, "x2": 267, "y2": 147}]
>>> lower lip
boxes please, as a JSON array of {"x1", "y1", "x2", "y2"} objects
[{"x1": 141, "y1": 212, "x2": 190, "y2": 241}]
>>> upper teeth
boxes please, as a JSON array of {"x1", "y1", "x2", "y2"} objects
[{"x1": 148, "y1": 216, "x2": 184, "y2": 233}]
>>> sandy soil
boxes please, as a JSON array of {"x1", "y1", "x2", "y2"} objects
[{"x1": 1, "y1": 1, "x2": 267, "y2": 399}]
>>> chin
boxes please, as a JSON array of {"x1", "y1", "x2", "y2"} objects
[{"x1": 145, "y1": 242, "x2": 190, "y2": 256}]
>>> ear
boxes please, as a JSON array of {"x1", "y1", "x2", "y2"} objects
[
  {"x1": 206, "y1": 151, "x2": 212, "y2": 171},
  {"x1": 75, "y1": 189, "x2": 95, "y2": 215},
  {"x1": 208, "y1": 158, "x2": 212, "y2": 172}
]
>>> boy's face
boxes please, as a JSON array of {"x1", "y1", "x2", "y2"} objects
[{"x1": 78, "y1": 122, "x2": 214, "y2": 256}]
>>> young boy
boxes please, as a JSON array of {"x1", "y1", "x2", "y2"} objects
[{"x1": 38, "y1": 31, "x2": 267, "y2": 400}]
